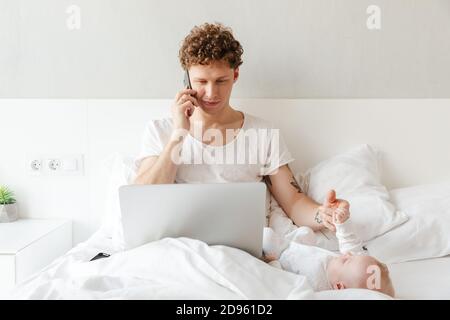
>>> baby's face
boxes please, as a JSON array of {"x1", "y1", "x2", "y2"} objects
[{"x1": 326, "y1": 253, "x2": 381, "y2": 290}]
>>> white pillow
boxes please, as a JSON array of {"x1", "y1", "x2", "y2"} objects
[
  {"x1": 297, "y1": 144, "x2": 408, "y2": 242},
  {"x1": 99, "y1": 152, "x2": 137, "y2": 251},
  {"x1": 367, "y1": 182, "x2": 450, "y2": 263}
]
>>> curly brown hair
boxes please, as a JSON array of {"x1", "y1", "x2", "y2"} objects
[{"x1": 179, "y1": 22, "x2": 243, "y2": 70}]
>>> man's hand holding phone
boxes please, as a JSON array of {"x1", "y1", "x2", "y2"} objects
[{"x1": 171, "y1": 88, "x2": 199, "y2": 132}]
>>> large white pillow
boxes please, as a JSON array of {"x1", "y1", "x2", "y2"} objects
[
  {"x1": 367, "y1": 182, "x2": 450, "y2": 263},
  {"x1": 296, "y1": 144, "x2": 408, "y2": 242}
]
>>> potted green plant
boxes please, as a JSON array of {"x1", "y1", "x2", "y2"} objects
[{"x1": 0, "y1": 186, "x2": 19, "y2": 223}]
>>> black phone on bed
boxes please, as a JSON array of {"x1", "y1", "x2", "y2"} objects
[{"x1": 90, "y1": 252, "x2": 110, "y2": 261}]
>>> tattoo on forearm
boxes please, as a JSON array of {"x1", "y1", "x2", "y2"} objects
[
  {"x1": 262, "y1": 175, "x2": 272, "y2": 187},
  {"x1": 290, "y1": 176, "x2": 303, "y2": 193}
]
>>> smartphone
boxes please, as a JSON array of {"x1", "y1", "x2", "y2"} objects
[
  {"x1": 184, "y1": 70, "x2": 195, "y2": 117},
  {"x1": 184, "y1": 70, "x2": 192, "y2": 90},
  {"x1": 90, "y1": 252, "x2": 110, "y2": 261}
]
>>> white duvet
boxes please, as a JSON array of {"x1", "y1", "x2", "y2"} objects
[{"x1": 8, "y1": 231, "x2": 389, "y2": 300}]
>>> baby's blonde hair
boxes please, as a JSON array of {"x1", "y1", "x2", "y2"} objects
[
  {"x1": 377, "y1": 262, "x2": 395, "y2": 298},
  {"x1": 364, "y1": 260, "x2": 395, "y2": 298}
]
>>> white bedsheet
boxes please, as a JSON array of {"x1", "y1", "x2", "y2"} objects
[
  {"x1": 6, "y1": 231, "x2": 389, "y2": 300},
  {"x1": 389, "y1": 255, "x2": 450, "y2": 300}
]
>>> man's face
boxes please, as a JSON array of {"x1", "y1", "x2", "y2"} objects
[{"x1": 188, "y1": 60, "x2": 239, "y2": 113}]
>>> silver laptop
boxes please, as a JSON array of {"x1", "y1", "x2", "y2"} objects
[{"x1": 118, "y1": 182, "x2": 267, "y2": 257}]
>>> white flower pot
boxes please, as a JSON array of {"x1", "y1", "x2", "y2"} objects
[{"x1": 0, "y1": 203, "x2": 19, "y2": 223}]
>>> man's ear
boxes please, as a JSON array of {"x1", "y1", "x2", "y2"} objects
[
  {"x1": 233, "y1": 67, "x2": 239, "y2": 82},
  {"x1": 333, "y1": 281, "x2": 346, "y2": 290}
]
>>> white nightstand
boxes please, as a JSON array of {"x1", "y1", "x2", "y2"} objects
[{"x1": 0, "y1": 219, "x2": 72, "y2": 296}]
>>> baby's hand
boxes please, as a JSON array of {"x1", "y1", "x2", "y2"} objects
[{"x1": 333, "y1": 207, "x2": 350, "y2": 224}]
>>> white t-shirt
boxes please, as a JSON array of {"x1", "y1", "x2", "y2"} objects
[{"x1": 135, "y1": 111, "x2": 295, "y2": 219}]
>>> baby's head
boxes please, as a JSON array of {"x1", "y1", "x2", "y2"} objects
[{"x1": 326, "y1": 253, "x2": 395, "y2": 297}]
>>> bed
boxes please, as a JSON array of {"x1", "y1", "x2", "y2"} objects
[
  {"x1": 389, "y1": 256, "x2": 450, "y2": 300},
  {"x1": 6, "y1": 166, "x2": 450, "y2": 300},
  {"x1": 6, "y1": 230, "x2": 450, "y2": 300},
  {"x1": 2, "y1": 99, "x2": 449, "y2": 300},
  {"x1": 6, "y1": 231, "x2": 390, "y2": 300}
]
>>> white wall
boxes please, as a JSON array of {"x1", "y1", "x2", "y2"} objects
[
  {"x1": 1, "y1": 99, "x2": 449, "y2": 244},
  {"x1": 1, "y1": 0, "x2": 449, "y2": 98}
]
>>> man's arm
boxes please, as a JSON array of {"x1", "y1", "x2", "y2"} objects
[
  {"x1": 263, "y1": 164, "x2": 335, "y2": 231},
  {"x1": 134, "y1": 134, "x2": 186, "y2": 185},
  {"x1": 134, "y1": 87, "x2": 199, "y2": 185}
]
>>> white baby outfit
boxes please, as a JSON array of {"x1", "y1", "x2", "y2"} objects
[{"x1": 263, "y1": 219, "x2": 368, "y2": 291}]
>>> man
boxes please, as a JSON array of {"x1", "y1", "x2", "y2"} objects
[{"x1": 134, "y1": 22, "x2": 348, "y2": 232}]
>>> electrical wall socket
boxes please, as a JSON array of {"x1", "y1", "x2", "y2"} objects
[
  {"x1": 48, "y1": 159, "x2": 61, "y2": 171},
  {"x1": 27, "y1": 154, "x2": 84, "y2": 176},
  {"x1": 30, "y1": 159, "x2": 42, "y2": 171}
]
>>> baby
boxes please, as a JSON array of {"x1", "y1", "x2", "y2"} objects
[{"x1": 263, "y1": 208, "x2": 395, "y2": 297}]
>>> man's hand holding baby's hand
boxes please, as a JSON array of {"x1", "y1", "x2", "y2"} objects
[
  {"x1": 333, "y1": 207, "x2": 350, "y2": 224},
  {"x1": 318, "y1": 190, "x2": 351, "y2": 231}
]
